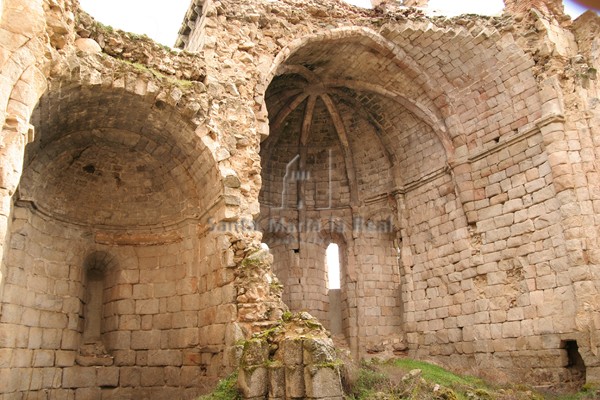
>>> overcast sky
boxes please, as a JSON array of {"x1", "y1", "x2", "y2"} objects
[{"x1": 79, "y1": 0, "x2": 591, "y2": 47}]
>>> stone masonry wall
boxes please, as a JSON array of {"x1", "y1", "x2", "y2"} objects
[
  {"x1": 1, "y1": 206, "x2": 222, "y2": 398},
  {"x1": 1, "y1": 0, "x2": 600, "y2": 396},
  {"x1": 179, "y1": 0, "x2": 600, "y2": 385},
  {"x1": 0, "y1": 0, "x2": 271, "y2": 397}
]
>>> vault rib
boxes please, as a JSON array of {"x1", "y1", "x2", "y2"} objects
[
  {"x1": 297, "y1": 95, "x2": 317, "y2": 211},
  {"x1": 300, "y1": 95, "x2": 317, "y2": 146},
  {"x1": 320, "y1": 93, "x2": 360, "y2": 206},
  {"x1": 270, "y1": 92, "x2": 309, "y2": 133},
  {"x1": 325, "y1": 78, "x2": 454, "y2": 157}
]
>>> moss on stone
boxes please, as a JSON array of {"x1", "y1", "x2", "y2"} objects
[
  {"x1": 119, "y1": 59, "x2": 195, "y2": 90},
  {"x1": 282, "y1": 311, "x2": 293, "y2": 322},
  {"x1": 313, "y1": 360, "x2": 344, "y2": 369}
]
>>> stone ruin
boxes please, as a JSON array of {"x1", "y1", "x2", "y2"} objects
[{"x1": 0, "y1": 0, "x2": 599, "y2": 398}]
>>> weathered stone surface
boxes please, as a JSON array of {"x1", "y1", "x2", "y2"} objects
[
  {"x1": 303, "y1": 338, "x2": 336, "y2": 365},
  {"x1": 1, "y1": 0, "x2": 600, "y2": 398},
  {"x1": 285, "y1": 365, "x2": 305, "y2": 399},
  {"x1": 238, "y1": 366, "x2": 268, "y2": 398},
  {"x1": 304, "y1": 365, "x2": 344, "y2": 399},
  {"x1": 240, "y1": 339, "x2": 269, "y2": 367},
  {"x1": 74, "y1": 38, "x2": 101, "y2": 53},
  {"x1": 62, "y1": 367, "x2": 96, "y2": 388},
  {"x1": 268, "y1": 365, "x2": 286, "y2": 399}
]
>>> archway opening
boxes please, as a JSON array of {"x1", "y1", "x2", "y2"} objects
[
  {"x1": 562, "y1": 340, "x2": 586, "y2": 390},
  {"x1": 0, "y1": 82, "x2": 224, "y2": 396},
  {"x1": 259, "y1": 31, "x2": 451, "y2": 357}
]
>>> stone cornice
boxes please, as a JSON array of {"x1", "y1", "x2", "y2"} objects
[{"x1": 468, "y1": 112, "x2": 565, "y2": 163}]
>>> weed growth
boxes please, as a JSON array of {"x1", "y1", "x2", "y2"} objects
[{"x1": 198, "y1": 373, "x2": 241, "y2": 400}]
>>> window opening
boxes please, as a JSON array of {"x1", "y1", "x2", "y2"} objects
[
  {"x1": 78, "y1": 252, "x2": 114, "y2": 366},
  {"x1": 326, "y1": 243, "x2": 340, "y2": 290}
]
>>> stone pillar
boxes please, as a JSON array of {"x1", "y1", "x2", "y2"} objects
[
  {"x1": 238, "y1": 323, "x2": 344, "y2": 400},
  {"x1": 503, "y1": 0, "x2": 564, "y2": 15}
]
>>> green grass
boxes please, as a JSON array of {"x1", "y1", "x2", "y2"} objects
[
  {"x1": 94, "y1": 20, "x2": 114, "y2": 33},
  {"x1": 197, "y1": 360, "x2": 598, "y2": 400},
  {"x1": 392, "y1": 359, "x2": 486, "y2": 393},
  {"x1": 550, "y1": 383, "x2": 600, "y2": 400},
  {"x1": 119, "y1": 59, "x2": 194, "y2": 90},
  {"x1": 345, "y1": 359, "x2": 542, "y2": 400},
  {"x1": 348, "y1": 366, "x2": 390, "y2": 399},
  {"x1": 198, "y1": 373, "x2": 241, "y2": 400}
]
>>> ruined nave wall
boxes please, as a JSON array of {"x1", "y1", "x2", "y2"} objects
[
  {"x1": 181, "y1": 0, "x2": 600, "y2": 384},
  {"x1": 0, "y1": 203, "x2": 237, "y2": 398}
]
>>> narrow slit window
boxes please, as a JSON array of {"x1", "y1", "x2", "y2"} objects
[{"x1": 326, "y1": 243, "x2": 340, "y2": 290}]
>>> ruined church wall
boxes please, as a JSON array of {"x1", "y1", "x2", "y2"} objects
[
  {"x1": 377, "y1": 16, "x2": 589, "y2": 381},
  {"x1": 401, "y1": 125, "x2": 579, "y2": 382},
  {"x1": 370, "y1": 12, "x2": 591, "y2": 381},
  {"x1": 400, "y1": 171, "x2": 469, "y2": 351},
  {"x1": 351, "y1": 225, "x2": 402, "y2": 352},
  {"x1": 0, "y1": 0, "x2": 53, "y2": 309},
  {"x1": 0, "y1": 204, "x2": 231, "y2": 398},
  {"x1": 0, "y1": 0, "x2": 599, "y2": 394},
  {"x1": 378, "y1": 21, "x2": 543, "y2": 154},
  {"x1": 0, "y1": 1, "x2": 261, "y2": 397},
  {"x1": 196, "y1": 0, "x2": 576, "y2": 380},
  {"x1": 0, "y1": 208, "x2": 86, "y2": 395}
]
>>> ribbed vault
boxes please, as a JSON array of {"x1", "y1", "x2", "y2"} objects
[
  {"x1": 259, "y1": 31, "x2": 450, "y2": 354},
  {"x1": 261, "y1": 38, "x2": 452, "y2": 207}
]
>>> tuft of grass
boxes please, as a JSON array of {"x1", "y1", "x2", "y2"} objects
[
  {"x1": 392, "y1": 359, "x2": 486, "y2": 390},
  {"x1": 119, "y1": 60, "x2": 194, "y2": 90},
  {"x1": 551, "y1": 383, "x2": 600, "y2": 400},
  {"x1": 198, "y1": 373, "x2": 241, "y2": 400},
  {"x1": 125, "y1": 32, "x2": 150, "y2": 41},
  {"x1": 282, "y1": 310, "x2": 293, "y2": 322},
  {"x1": 95, "y1": 20, "x2": 114, "y2": 33},
  {"x1": 346, "y1": 364, "x2": 389, "y2": 400},
  {"x1": 346, "y1": 359, "x2": 549, "y2": 400}
]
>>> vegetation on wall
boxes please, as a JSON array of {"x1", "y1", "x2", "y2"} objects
[{"x1": 198, "y1": 374, "x2": 241, "y2": 400}]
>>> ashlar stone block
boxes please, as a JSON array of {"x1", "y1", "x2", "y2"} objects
[
  {"x1": 238, "y1": 366, "x2": 268, "y2": 399},
  {"x1": 304, "y1": 364, "x2": 344, "y2": 399}
]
